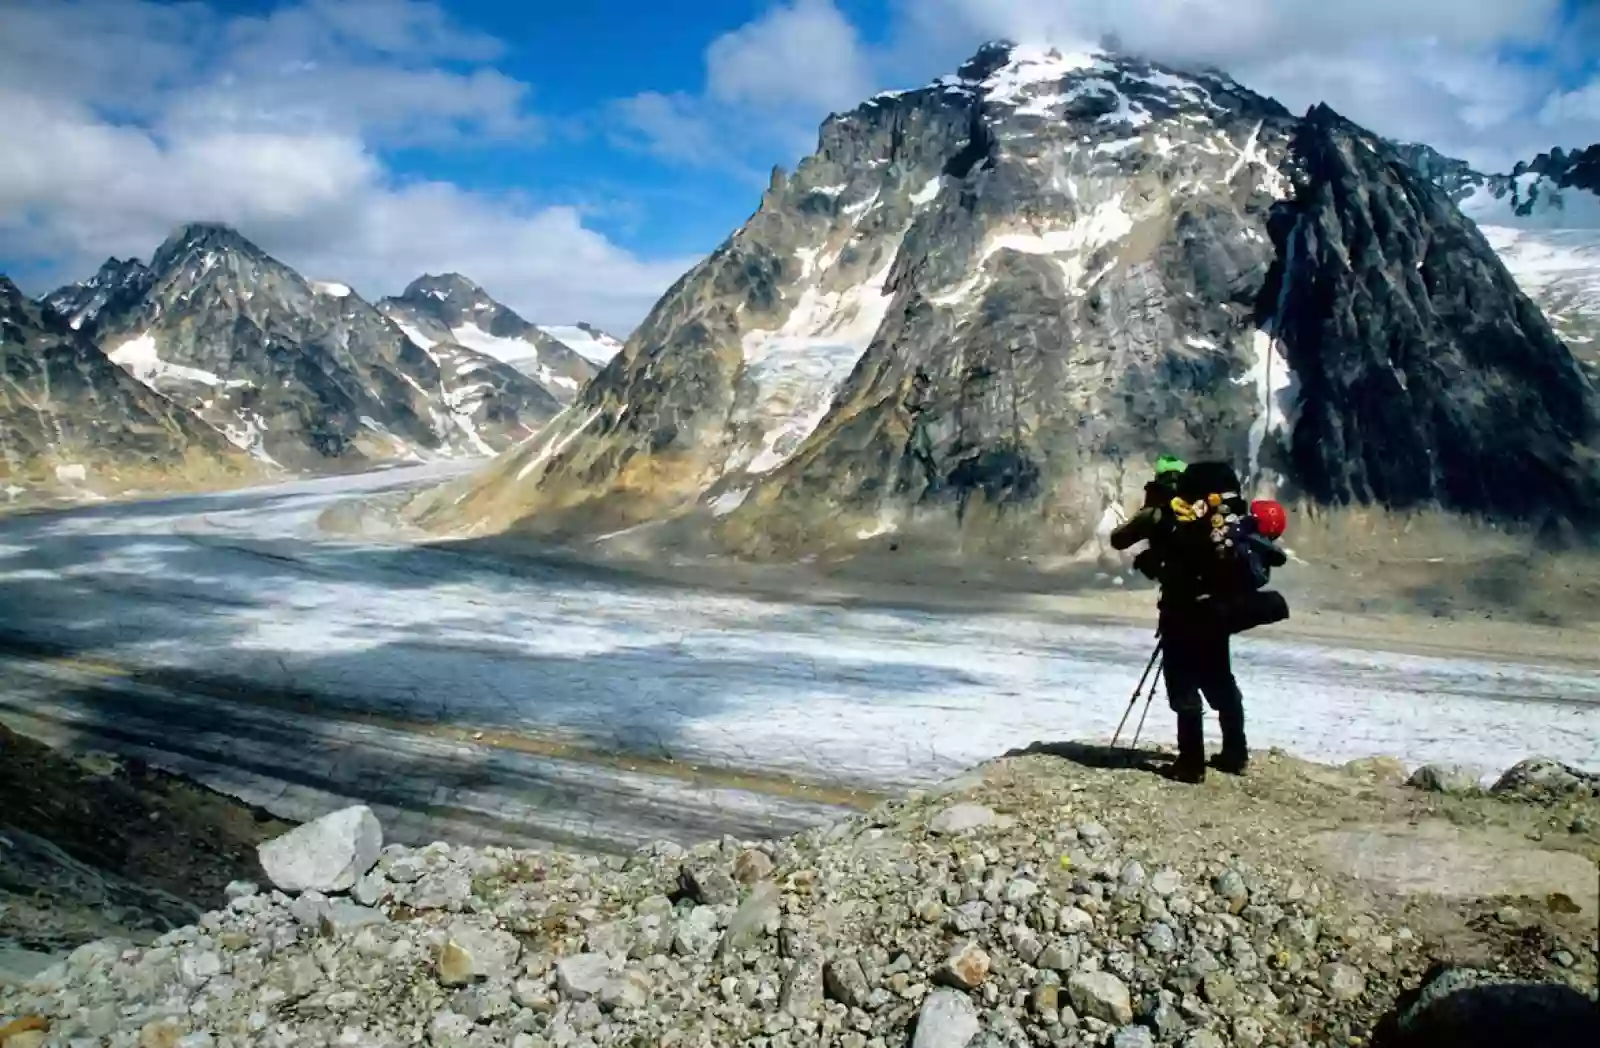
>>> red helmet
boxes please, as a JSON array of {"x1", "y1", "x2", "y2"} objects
[{"x1": 1251, "y1": 499, "x2": 1288, "y2": 539}]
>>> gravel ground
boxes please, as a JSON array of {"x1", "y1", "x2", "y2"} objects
[{"x1": 2, "y1": 747, "x2": 1594, "y2": 1048}]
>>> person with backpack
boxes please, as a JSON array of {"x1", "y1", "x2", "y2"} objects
[{"x1": 1111, "y1": 458, "x2": 1290, "y2": 783}]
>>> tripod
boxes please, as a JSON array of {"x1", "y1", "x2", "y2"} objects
[{"x1": 1111, "y1": 634, "x2": 1164, "y2": 750}]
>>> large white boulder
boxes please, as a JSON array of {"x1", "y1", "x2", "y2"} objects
[{"x1": 258, "y1": 805, "x2": 383, "y2": 893}]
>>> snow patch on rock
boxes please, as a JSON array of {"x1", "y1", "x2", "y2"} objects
[
  {"x1": 540, "y1": 325, "x2": 624, "y2": 366},
  {"x1": 731, "y1": 247, "x2": 900, "y2": 476}
]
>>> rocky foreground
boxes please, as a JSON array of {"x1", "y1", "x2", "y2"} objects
[{"x1": 2, "y1": 748, "x2": 1597, "y2": 1048}]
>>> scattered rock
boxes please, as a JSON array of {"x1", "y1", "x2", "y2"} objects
[
  {"x1": 913, "y1": 989, "x2": 981, "y2": 1048},
  {"x1": 1321, "y1": 963, "x2": 1367, "y2": 1001},
  {"x1": 824, "y1": 957, "x2": 870, "y2": 1009},
  {"x1": 318, "y1": 901, "x2": 387, "y2": 937},
  {"x1": 929, "y1": 804, "x2": 998, "y2": 835},
  {"x1": 1068, "y1": 971, "x2": 1134, "y2": 1025},
  {"x1": 437, "y1": 941, "x2": 477, "y2": 987},
  {"x1": 256, "y1": 805, "x2": 382, "y2": 893},
  {"x1": 1406, "y1": 764, "x2": 1483, "y2": 796},
  {"x1": 1113, "y1": 1026, "x2": 1156, "y2": 1048},
  {"x1": 780, "y1": 956, "x2": 825, "y2": 1019},
  {"x1": 935, "y1": 942, "x2": 991, "y2": 989},
  {"x1": 1492, "y1": 758, "x2": 1599, "y2": 802},
  {"x1": 680, "y1": 863, "x2": 738, "y2": 906},
  {"x1": 1058, "y1": 907, "x2": 1095, "y2": 934},
  {"x1": 556, "y1": 954, "x2": 615, "y2": 1001},
  {"x1": 732, "y1": 848, "x2": 775, "y2": 884},
  {"x1": 1343, "y1": 756, "x2": 1409, "y2": 784},
  {"x1": 222, "y1": 880, "x2": 257, "y2": 901},
  {"x1": 1213, "y1": 871, "x2": 1249, "y2": 913},
  {"x1": 1150, "y1": 870, "x2": 1183, "y2": 897}
]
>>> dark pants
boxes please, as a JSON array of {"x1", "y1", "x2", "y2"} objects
[{"x1": 1160, "y1": 600, "x2": 1243, "y2": 718}]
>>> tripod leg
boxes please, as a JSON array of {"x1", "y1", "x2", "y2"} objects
[
  {"x1": 1129, "y1": 660, "x2": 1163, "y2": 750},
  {"x1": 1111, "y1": 641, "x2": 1162, "y2": 748}
]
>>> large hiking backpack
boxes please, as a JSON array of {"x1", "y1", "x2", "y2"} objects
[{"x1": 1165, "y1": 462, "x2": 1270, "y2": 595}]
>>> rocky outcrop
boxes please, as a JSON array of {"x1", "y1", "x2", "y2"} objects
[
  {"x1": 416, "y1": 43, "x2": 1598, "y2": 555},
  {"x1": 60, "y1": 225, "x2": 557, "y2": 469},
  {"x1": 377, "y1": 274, "x2": 597, "y2": 403},
  {"x1": 0, "y1": 276, "x2": 256, "y2": 504},
  {"x1": 3, "y1": 750, "x2": 1593, "y2": 1046}
]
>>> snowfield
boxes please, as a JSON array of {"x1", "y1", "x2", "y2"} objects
[{"x1": 0, "y1": 466, "x2": 1596, "y2": 846}]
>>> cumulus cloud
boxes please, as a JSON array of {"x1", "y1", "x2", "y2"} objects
[
  {"x1": 705, "y1": 0, "x2": 873, "y2": 112},
  {"x1": 632, "y1": 0, "x2": 1599, "y2": 180},
  {"x1": 0, "y1": 0, "x2": 687, "y2": 333},
  {"x1": 884, "y1": 0, "x2": 1599, "y2": 172},
  {"x1": 612, "y1": 0, "x2": 860, "y2": 179}
]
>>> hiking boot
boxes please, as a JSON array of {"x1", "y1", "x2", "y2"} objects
[
  {"x1": 1166, "y1": 712, "x2": 1207, "y2": 784},
  {"x1": 1208, "y1": 750, "x2": 1249, "y2": 775},
  {"x1": 1212, "y1": 700, "x2": 1249, "y2": 775}
]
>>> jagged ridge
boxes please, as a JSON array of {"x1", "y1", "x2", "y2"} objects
[{"x1": 53, "y1": 225, "x2": 561, "y2": 469}]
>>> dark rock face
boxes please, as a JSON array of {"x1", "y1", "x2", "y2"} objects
[
  {"x1": 1270, "y1": 107, "x2": 1599, "y2": 521},
  {"x1": 377, "y1": 274, "x2": 596, "y2": 403},
  {"x1": 422, "y1": 44, "x2": 1600, "y2": 554},
  {"x1": 41, "y1": 257, "x2": 154, "y2": 335},
  {"x1": 75, "y1": 225, "x2": 554, "y2": 469},
  {"x1": 1, "y1": 276, "x2": 251, "y2": 503}
]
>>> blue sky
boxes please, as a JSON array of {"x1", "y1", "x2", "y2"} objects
[{"x1": 1, "y1": 0, "x2": 1597, "y2": 333}]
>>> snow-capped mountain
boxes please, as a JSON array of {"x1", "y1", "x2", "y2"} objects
[
  {"x1": 2, "y1": 275, "x2": 256, "y2": 504},
  {"x1": 539, "y1": 323, "x2": 626, "y2": 367},
  {"x1": 50, "y1": 226, "x2": 560, "y2": 469},
  {"x1": 415, "y1": 42, "x2": 1598, "y2": 555},
  {"x1": 377, "y1": 275, "x2": 598, "y2": 402},
  {"x1": 1394, "y1": 142, "x2": 1600, "y2": 359}
]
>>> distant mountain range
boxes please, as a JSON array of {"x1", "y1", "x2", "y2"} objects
[{"x1": 1, "y1": 225, "x2": 625, "y2": 505}]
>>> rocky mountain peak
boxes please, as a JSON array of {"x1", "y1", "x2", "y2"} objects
[
  {"x1": 41, "y1": 256, "x2": 155, "y2": 335},
  {"x1": 401, "y1": 272, "x2": 489, "y2": 304},
  {"x1": 377, "y1": 274, "x2": 598, "y2": 403},
  {"x1": 417, "y1": 40, "x2": 1598, "y2": 555},
  {"x1": 67, "y1": 224, "x2": 564, "y2": 469},
  {"x1": 150, "y1": 222, "x2": 269, "y2": 271}
]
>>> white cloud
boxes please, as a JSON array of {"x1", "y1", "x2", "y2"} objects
[
  {"x1": 614, "y1": 0, "x2": 871, "y2": 180},
  {"x1": 705, "y1": 0, "x2": 872, "y2": 112},
  {"x1": 881, "y1": 0, "x2": 1599, "y2": 173},
  {"x1": 0, "y1": 0, "x2": 682, "y2": 333}
]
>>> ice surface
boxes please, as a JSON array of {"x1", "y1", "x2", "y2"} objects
[
  {"x1": 540, "y1": 325, "x2": 623, "y2": 366},
  {"x1": 0, "y1": 464, "x2": 1594, "y2": 794},
  {"x1": 1481, "y1": 225, "x2": 1600, "y2": 342},
  {"x1": 450, "y1": 323, "x2": 540, "y2": 367},
  {"x1": 733, "y1": 247, "x2": 900, "y2": 475}
]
